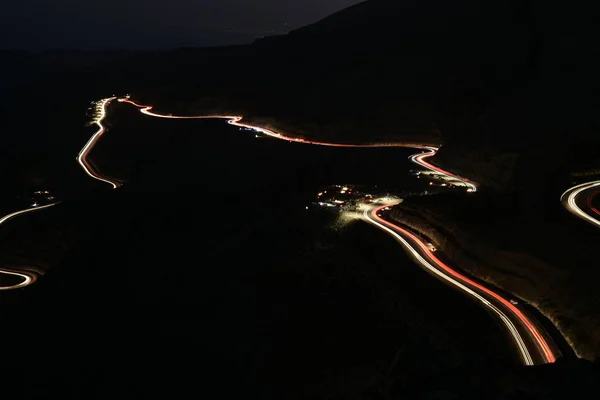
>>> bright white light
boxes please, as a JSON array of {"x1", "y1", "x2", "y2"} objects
[
  {"x1": 110, "y1": 98, "x2": 566, "y2": 361},
  {"x1": 561, "y1": 180, "x2": 600, "y2": 228},
  {"x1": 410, "y1": 148, "x2": 478, "y2": 192},
  {"x1": 77, "y1": 97, "x2": 121, "y2": 189},
  {"x1": 361, "y1": 205, "x2": 556, "y2": 365},
  {"x1": 0, "y1": 202, "x2": 59, "y2": 290}
]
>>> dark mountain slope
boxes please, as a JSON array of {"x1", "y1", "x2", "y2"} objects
[
  {"x1": 123, "y1": 0, "x2": 595, "y2": 189},
  {"x1": 2, "y1": 0, "x2": 599, "y2": 190}
]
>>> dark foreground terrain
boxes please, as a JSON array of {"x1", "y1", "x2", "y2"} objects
[
  {"x1": 0, "y1": 103, "x2": 521, "y2": 398},
  {"x1": 0, "y1": 82, "x2": 596, "y2": 400},
  {"x1": 1, "y1": 1, "x2": 600, "y2": 397}
]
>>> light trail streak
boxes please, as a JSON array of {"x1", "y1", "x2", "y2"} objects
[
  {"x1": 362, "y1": 203, "x2": 557, "y2": 365},
  {"x1": 77, "y1": 97, "x2": 122, "y2": 189},
  {"x1": 588, "y1": 192, "x2": 600, "y2": 216},
  {"x1": 561, "y1": 180, "x2": 600, "y2": 228},
  {"x1": 114, "y1": 96, "x2": 567, "y2": 364},
  {"x1": 1, "y1": 95, "x2": 117, "y2": 290},
  {"x1": 410, "y1": 148, "x2": 478, "y2": 192},
  {"x1": 0, "y1": 202, "x2": 59, "y2": 290},
  {"x1": 118, "y1": 99, "x2": 478, "y2": 190}
]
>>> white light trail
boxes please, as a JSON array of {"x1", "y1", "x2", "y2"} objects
[
  {"x1": 362, "y1": 204, "x2": 557, "y2": 365},
  {"x1": 2, "y1": 94, "x2": 118, "y2": 291},
  {"x1": 77, "y1": 97, "x2": 121, "y2": 189},
  {"x1": 0, "y1": 203, "x2": 58, "y2": 225},
  {"x1": 118, "y1": 99, "x2": 478, "y2": 189},
  {"x1": 561, "y1": 180, "x2": 600, "y2": 228},
  {"x1": 114, "y1": 97, "x2": 565, "y2": 364},
  {"x1": 410, "y1": 148, "x2": 478, "y2": 192},
  {"x1": 0, "y1": 202, "x2": 59, "y2": 290}
]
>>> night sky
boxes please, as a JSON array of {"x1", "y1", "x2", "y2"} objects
[{"x1": 1, "y1": 0, "x2": 364, "y2": 50}]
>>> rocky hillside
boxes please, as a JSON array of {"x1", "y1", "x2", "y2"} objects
[{"x1": 390, "y1": 192, "x2": 600, "y2": 361}]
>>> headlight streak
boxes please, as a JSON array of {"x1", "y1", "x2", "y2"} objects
[
  {"x1": 409, "y1": 149, "x2": 478, "y2": 192},
  {"x1": 118, "y1": 99, "x2": 478, "y2": 189},
  {"x1": 561, "y1": 181, "x2": 600, "y2": 228},
  {"x1": 0, "y1": 202, "x2": 59, "y2": 290},
  {"x1": 77, "y1": 97, "x2": 121, "y2": 189},
  {"x1": 3, "y1": 94, "x2": 119, "y2": 291},
  {"x1": 363, "y1": 204, "x2": 557, "y2": 365},
  {"x1": 117, "y1": 98, "x2": 566, "y2": 364}
]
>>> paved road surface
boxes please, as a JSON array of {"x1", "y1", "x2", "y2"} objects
[
  {"x1": 112, "y1": 96, "x2": 567, "y2": 365},
  {"x1": 76, "y1": 97, "x2": 122, "y2": 189},
  {"x1": 561, "y1": 180, "x2": 600, "y2": 228},
  {"x1": 361, "y1": 203, "x2": 559, "y2": 365},
  {"x1": 0, "y1": 203, "x2": 58, "y2": 289},
  {"x1": 118, "y1": 98, "x2": 478, "y2": 191}
]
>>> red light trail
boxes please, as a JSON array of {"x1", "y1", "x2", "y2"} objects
[
  {"x1": 118, "y1": 98, "x2": 478, "y2": 190},
  {"x1": 113, "y1": 96, "x2": 563, "y2": 364},
  {"x1": 364, "y1": 203, "x2": 556, "y2": 364}
]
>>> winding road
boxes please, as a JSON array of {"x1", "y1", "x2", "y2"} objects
[
  {"x1": 0, "y1": 203, "x2": 58, "y2": 289},
  {"x1": 561, "y1": 180, "x2": 600, "y2": 228},
  {"x1": 104, "y1": 97, "x2": 565, "y2": 365},
  {"x1": 362, "y1": 203, "x2": 558, "y2": 365},
  {"x1": 0, "y1": 95, "x2": 121, "y2": 290},
  {"x1": 409, "y1": 148, "x2": 477, "y2": 192},
  {"x1": 77, "y1": 97, "x2": 122, "y2": 189},
  {"x1": 117, "y1": 99, "x2": 478, "y2": 191}
]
